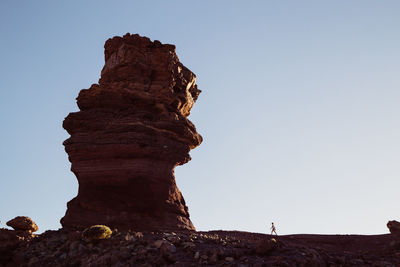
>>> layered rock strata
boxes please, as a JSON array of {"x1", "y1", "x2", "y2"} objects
[{"x1": 61, "y1": 33, "x2": 202, "y2": 231}]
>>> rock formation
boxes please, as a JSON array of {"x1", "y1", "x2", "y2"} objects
[
  {"x1": 6, "y1": 216, "x2": 38, "y2": 233},
  {"x1": 1, "y1": 216, "x2": 38, "y2": 264},
  {"x1": 387, "y1": 220, "x2": 400, "y2": 235},
  {"x1": 60, "y1": 33, "x2": 202, "y2": 231}
]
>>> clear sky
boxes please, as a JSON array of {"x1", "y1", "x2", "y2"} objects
[{"x1": 1, "y1": 1, "x2": 399, "y2": 235}]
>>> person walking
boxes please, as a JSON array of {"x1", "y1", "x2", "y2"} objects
[{"x1": 270, "y1": 222, "x2": 277, "y2": 235}]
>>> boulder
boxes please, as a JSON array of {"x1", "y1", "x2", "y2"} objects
[
  {"x1": 6, "y1": 216, "x2": 38, "y2": 232},
  {"x1": 82, "y1": 225, "x2": 112, "y2": 241},
  {"x1": 255, "y1": 238, "x2": 277, "y2": 254},
  {"x1": 387, "y1": 220, "x2": 400, "y2": 234}
]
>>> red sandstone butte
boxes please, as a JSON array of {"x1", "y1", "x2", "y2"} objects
[{"x1": 60, "y1": 33, "x2": 202, "y2": 231}]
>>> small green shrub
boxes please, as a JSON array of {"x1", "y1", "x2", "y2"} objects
[{"x1": 82, "y1": 225, "x2": 112, "y2": 241}]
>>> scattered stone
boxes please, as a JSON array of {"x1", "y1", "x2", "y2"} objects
[
  {"x1": 255, "y1": 238, "x2": 278, "y2": 255},
  {"x1": 166, "y1": 235, "x2": 180, "y2": 244},
  {"x1": 200, "y1": 254, "x2": 208, "y2": 260},
  {"x1": 157, "y1": 240, "x2": 177, "y2": 263},
  {"x1": 387, "y1": 220, "x2": 400, "y2": 234},
  {"x1": 135, "y1": 232, "x2": 144, "y2": 239},
  {"x1": 6, "y1": 216, "x2": 38, "y2": 232},
  {"x1": 225, "y1": 256, "x2": 234, "y2": 262},
  {"x1": 154, "y1": 239, "x2": 166, "y2": 248},
  {"x1": 183, "y1": 241, "x2": 196, "y2": 251},
  {"x1": 82, "y1": 225, "x2": 112, "y2": 241},
  {"x1": 160, "y1": 241, "x2": 176, "y2": 254},
  {"x1": 124, "y1": 232, "x2": 136, "y2": 242}
]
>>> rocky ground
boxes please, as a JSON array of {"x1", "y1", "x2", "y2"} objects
[{"x1": 2, "y1": 227, "x2": 400, "y2": 266}]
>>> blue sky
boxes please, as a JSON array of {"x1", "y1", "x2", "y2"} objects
[{"x1": 1, "y1": 1, "x2": 399, "y2": 234}]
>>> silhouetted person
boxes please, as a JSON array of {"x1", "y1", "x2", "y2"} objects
[{"x1": 270, "y1": 222, "x2": 277, "y2": 235}]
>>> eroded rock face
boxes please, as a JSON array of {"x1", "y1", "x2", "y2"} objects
[{"x1": 60, "y1": 33, "x2": 202, "y2": 231}]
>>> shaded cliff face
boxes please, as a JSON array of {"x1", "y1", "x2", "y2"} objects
[{"x1": 60, "y1": 33, "x2": 202, "y2": 231}]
